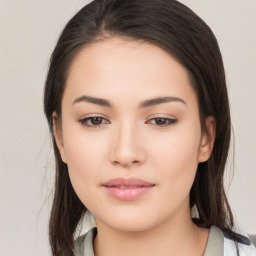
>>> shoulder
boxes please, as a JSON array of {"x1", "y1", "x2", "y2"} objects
[
  {"x1": 74, "y1": 227, "x2": 97, "y2": 256},
  {"x1": 222, "y1": 227, "x2": 256, "y2": 256},
  {"x1": 74, "y1": 226, "x2": 256, "y2": 256},
  {"x1": 204, "y1": 226, "x2": 256, "y2": 256}
]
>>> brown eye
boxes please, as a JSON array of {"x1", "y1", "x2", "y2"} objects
[
  {"x1": 155, "y1": 118, "x2": 168, "y2": 125},
  {"x1": 147, "y1": 117, "x2": 177, "y2": 127},
  {"x1": 79, "y1": 116, "x2": 108, "y2": 128},
  {"x1": 90, "y1": 117, "x2": 104, "y2": 125}
]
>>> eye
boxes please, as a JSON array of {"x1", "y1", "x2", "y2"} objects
[
  {"x1": 79, "y1": 116, "x2": 109, "y2": 128},
  {"x1": 146, "y1": 117, "x2": 177, "y2": 127}
]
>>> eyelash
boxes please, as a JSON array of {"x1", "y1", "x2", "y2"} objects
[{"x1": 78, "y1": 116, "x2": 178, "y2": 129}]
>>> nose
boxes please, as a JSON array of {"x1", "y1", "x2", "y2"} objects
[{"x1": 109, "y1": 121, "x2": 146, "y2": 167}]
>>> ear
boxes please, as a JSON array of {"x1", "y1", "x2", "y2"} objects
[
  {"x1": 52, "y1": 112, "x2": 67, "y2": 163},
  {"x1": 198, "y1": 116, "x2": 216, "y2": 163}
]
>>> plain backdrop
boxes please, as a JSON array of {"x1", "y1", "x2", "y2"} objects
[{"x1": 0, "y1": 0, "x2": 255, "y2": 255}]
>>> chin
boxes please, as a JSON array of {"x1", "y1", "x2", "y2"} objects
[
  {"x1": 96, "y1": 210, "x2": 161, "y2": 233},
  {"x1": 110, "y1": 220, "x2": 154, "y2": 233}
]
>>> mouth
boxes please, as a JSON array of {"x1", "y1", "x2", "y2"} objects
[
  {"x1": 102, "y1": 177, "x2": 155, "y2": 201},
  {"x1": 103, "y1": 177, "x2": 155, "y2": 187}
]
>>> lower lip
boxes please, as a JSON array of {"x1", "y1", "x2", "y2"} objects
[{"x1": 103, "y1": 186, "x2": 155, "y2": 201}]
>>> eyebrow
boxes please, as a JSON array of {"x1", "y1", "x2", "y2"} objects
[{"x1": 72, "y1": 95, "x2": 187, "y2": 108}]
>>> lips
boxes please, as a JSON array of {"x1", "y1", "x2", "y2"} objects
[
  {"x1": 103, "y1": 177, "x2": 155, "y2": 187},
  {"x1": 102, "y1": 177, "x2": 155, "y2": 201}
]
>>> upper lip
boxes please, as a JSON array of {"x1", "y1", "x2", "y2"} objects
[{"x1": 103, "y1": 177, "x2": 155, "y2": 187}]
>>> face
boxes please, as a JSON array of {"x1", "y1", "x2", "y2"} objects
[{"x1": 53, "y1": 37, "x2": 215, "y2": 232}]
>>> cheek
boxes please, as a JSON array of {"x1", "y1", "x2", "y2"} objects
[
  {"x1": 149, "y1": 121, "x2": 201, "y2": 168},
  {"x1": 61, "y1": 120, "x2": 108, "y2": 205},
  {"x1": 62, "y1": 111, "x2": 108, "y2": 169},
  {"x1": 149, "y1": 122, "x2": 201, "y2": 199}
]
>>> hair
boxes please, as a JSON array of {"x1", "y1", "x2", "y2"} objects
[{"x1": 44, "y1": 0, "x2": 238, "y2": 255}]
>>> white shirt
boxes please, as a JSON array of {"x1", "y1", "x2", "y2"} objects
[{"x1": 74, "y1": 225, "x2": 256, "y2": 256}]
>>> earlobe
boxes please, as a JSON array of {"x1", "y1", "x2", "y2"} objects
[
  {"x1": 198, "y1": 116, "x2": 216, "y2": 163},
  {"x1": 52, "y1": 112, "x2": 67, "y2": 163}
]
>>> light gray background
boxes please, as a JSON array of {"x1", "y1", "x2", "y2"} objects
[{"x1": 0, "y1": 0, "x2": 255, "y2": 255}]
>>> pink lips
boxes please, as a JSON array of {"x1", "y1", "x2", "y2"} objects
[{"x1": 102, "y1": 177, "x2": 155, "y2": 201}]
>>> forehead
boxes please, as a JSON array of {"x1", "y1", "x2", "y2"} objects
[
  {"x1": 64, "y1": 37, "x2": 198, "y2": 109},
  {"x1": 69, "y1": 37, "x2": 185, "y2": 79}
]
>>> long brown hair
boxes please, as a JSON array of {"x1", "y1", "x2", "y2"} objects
[{"x1": 44, "y1": 0, "x2": 236, "y2": 255}]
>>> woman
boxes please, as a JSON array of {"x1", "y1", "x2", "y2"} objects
[{"x1": 43, "y1": 0, "x2": 256, "y2": 255}]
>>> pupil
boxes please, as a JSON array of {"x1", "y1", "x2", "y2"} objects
[
  {"x1": 92, "y1": 117, "x2": 102, "y2": 125},
  {"x1": 156, "y1": 118, "x2": 166, "y2": 125}
]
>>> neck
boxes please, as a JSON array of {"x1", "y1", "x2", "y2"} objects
[{"x1": 93, "y1": 208, "x2": 209, "y2": 256}]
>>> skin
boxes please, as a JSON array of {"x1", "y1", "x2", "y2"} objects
[{"x1": 53, "y1": 37, "x2": 215, "y2": 256}]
